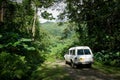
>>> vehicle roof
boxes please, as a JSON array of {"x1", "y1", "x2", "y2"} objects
[{"x1": 69, "y1": 46, "x2": 90, "y2": 50}]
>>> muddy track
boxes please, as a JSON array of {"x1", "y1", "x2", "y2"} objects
[{"x1": 53, "y1": 60, "x2": 119, "y2": 80}]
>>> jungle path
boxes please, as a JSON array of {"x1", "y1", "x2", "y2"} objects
[{"x1": 37, "y1": 60, "x2": 120, "y2": 80}]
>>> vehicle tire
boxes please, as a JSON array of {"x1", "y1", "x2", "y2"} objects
[
  {"x1": 65, "y1": 60, "x2": 68, "y2": 64},
  {"x1": 76, "y1": 65, "x2": 80, "y2": 68},
  {"x1": 71, "y1": 61, "x2": 76, "y2": 68},
  {"x1": 87, "y1": 64, "x2": 92, "y2": 68}
]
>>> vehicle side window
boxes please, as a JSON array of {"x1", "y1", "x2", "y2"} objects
[
  {"x1": 73, "y1": 50, "x2": 75, "y2": 55},
  {"x1": 84, "y1": 49, "x2": 91, "y2": 55},
  {"x1": 70, "y1": 50, "x2": 75, "y2": 55},
  {"x1": 70, "y1": 50, "x2": 72, "y2": 55},
  {"x1": 77, "y1": 49, "x2": 84, "y2": 55}
]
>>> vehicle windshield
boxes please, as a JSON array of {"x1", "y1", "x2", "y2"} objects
[
  {"x1": 77, "y1": 49, "x2": 91, "y2": 55},
  {"x1": 84, "y1": 49, "x2": 91, "y2": 55},
  {"x1": 77, "y1": 49, "x2": 84, "y2": 55}
]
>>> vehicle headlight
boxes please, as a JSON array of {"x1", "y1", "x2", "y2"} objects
[{"x1": 80, "y1": 58, "x2": 84, "y2": 61}]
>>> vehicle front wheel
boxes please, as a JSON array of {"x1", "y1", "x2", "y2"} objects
[
  {"x1": 71, "y1": 62, "x2": 76, "y2": 68},
  {"x1": 65, "y1": 60, "x2": 68, "y2": 64}
]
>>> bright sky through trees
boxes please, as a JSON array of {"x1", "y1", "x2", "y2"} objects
[{"x1": 38, "y1": 1, "x2": 66, "y2": 23}]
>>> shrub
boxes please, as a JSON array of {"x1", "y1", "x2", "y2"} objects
[{"x1": 94, "y1": 51, "x2": 120, "y2": 67}]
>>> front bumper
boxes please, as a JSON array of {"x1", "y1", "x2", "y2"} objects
[{"x1": 74, "y1": 61, "x2": 94, "y2": 65}]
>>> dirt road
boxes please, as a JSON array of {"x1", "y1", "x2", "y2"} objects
[{"x1": 50, "y1": 60, "x2": 120, "y2": 80}]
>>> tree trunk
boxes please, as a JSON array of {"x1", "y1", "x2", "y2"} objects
[
  {"x1": 32, "y1": 7, "x2": 37, "y2": 41},
  {"x1": 0, "y1": 1, "x2": 5, "y2": 22}
]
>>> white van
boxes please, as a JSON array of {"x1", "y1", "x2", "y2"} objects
[{"x1": 64, "y1": 46, "x2": 94, "y2": 68}]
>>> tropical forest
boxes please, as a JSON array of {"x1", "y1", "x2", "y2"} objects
[{"x1": 0, "y1": 0, "x2": 120, "y2": 80}]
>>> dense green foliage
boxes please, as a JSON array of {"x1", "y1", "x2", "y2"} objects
[
  {"x1": 59, "y1": 0, "x2": 120, "y2": 66},
  {"x1": 0, "y1": 0, "x2": 57, "y2": 80},
  {"x1": 94, "y1": 51, "x2": 120, "y2": 66},
  {"x1": 0, "y1": 0, "x2": 120, "y2": 79}
]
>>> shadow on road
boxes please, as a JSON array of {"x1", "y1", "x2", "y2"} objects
[
  {"x1": 31, "y1": 60, "x2": 119, "y2": 80},
  {"x1": 63, "y1": 61, "x2": 119, "y2": 80}
]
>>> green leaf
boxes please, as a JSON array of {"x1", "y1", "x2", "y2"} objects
[
  {"x1": 20, "y1": 38, "x2": 32, "y2": 42},
  {"x1": 14, "y1": 70, "x2": 24, "y2": 79},
  {"x1": 116, "y1": 52, "x2": 120, "y2": 56},
  {"x1": 27, "y1": 47, "x2": 35, "y2": 51},
  {"x1": 0, "y1": 44, "x2": 3, "y2": 48},
  {"x1": 0, "y1": 34, "x2": 2, "y2": 38},
  {"x1": 13, "y1": 41, "x2": 21, "y2": 47}
]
